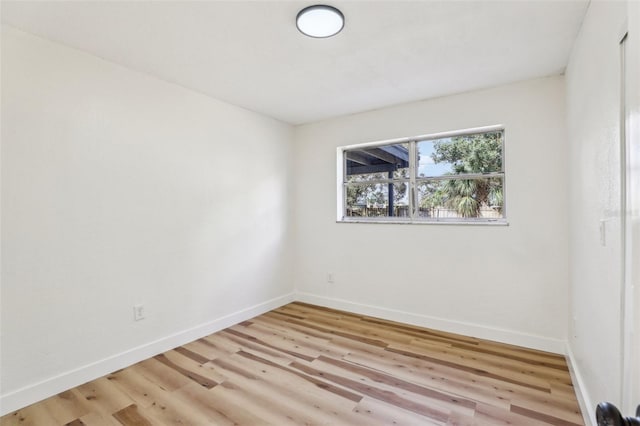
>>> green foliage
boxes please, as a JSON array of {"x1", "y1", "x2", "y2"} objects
[
  {"x1": 346, "y1": 169, "x2": 409, "y2": 210},
  {"x1": 431, "y1": 132, "x2": 502, "y2": 174},
  {"x1": 420, "y1": 132, "x2": 503, "y2": 218}
]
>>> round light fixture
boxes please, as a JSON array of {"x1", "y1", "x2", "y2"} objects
[{"x1": 296, "y1": 5, "x2": 344, "y2": 38}]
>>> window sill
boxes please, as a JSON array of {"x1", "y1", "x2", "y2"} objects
[{"x1": 337, "y1": 218, "x2": 509, "y2": 226}]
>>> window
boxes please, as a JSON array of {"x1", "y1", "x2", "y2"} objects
[{"x1": 338, "y1": 127, "x2": 505, "y2": 224}]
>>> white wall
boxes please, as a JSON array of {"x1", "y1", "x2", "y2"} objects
[
  {"x1": 565, "y1": 0, "x2": 632, "y2": 420},
  {"x1": 293, "y1": 76, "x2": 569, "y2": 352},
  {"x1": 0, "y1": 26, "x2": 294, "y2": 413},
  {"x1": 629, "y1": 0, "x2": 640, "y2": 410}
]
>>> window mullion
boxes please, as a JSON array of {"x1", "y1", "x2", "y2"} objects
[
  {"x1": 409, "y1": 140, "x2": 417, "y2": 219},
  {"x1": 416, "y1": 172, "x2": 504, "y2": 183}
]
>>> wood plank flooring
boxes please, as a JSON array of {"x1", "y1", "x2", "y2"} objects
[{"x1": 1, "y1": 302, "x2": 585, "y2": 425}]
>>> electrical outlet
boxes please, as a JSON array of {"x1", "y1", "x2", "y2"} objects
[
  {"x1": 327, "y1": 272, "x2": 335, "y2": 283},
  {"x1": 133, "y1": 304, "x2": 145, "y2": 321}
]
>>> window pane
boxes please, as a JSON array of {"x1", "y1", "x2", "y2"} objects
[
  {"x1": 345, "y1": 182, "x2": 409, "y2": 218},
  {"x1": 345, "y1": 143, "x2": 410, "y2": 180},
  {"x1": 417, "y1": 131, "x2": 503, "y2": 177},
  {"x1": 416, "y1": 177, "x2": 504, "y2": 219}
]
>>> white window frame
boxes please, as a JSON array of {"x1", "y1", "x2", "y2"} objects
[{"x1": 336, "y1": 125, "x2": 507, "y2": 225}]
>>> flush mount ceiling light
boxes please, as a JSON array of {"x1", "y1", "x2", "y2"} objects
[{"x1": 296, "y1": 5, "x2": 344, "y2": 38}]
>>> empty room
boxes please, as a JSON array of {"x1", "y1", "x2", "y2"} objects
[{"x1": 1, "y1": 1, "x2": 639, "y2": 425}]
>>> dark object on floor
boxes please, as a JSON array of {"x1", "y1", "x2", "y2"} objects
[{"x1": 596, "y1": 402, "x2": 640, "y2": 426}]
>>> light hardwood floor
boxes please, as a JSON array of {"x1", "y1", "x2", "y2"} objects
[{"x1": 1, "y1": 302, "x2": 584, "y2": 425}]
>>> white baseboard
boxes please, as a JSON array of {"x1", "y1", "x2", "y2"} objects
[
  {"x1": 565, "y1": 342, "x2": 595, "y2": 426},
  {"x1": 0, "y1": 292, "x2": 295, "y2": 416},
  {"x1": 295, "y1": 292, "x2": 566, "y2": 354}
]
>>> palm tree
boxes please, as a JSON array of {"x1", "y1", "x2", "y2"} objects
[{"x1": 420, "y1": 132, "x2": 503, "y2": 218}]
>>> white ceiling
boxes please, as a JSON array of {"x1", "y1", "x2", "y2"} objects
[{"x1": 1, "y1": 1, "x2": 589, "y2": 125}]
